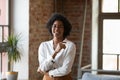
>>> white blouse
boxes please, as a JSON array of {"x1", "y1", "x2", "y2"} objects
[{"x1": 38, "y1": 39, "x2": 76, "y2": 77}]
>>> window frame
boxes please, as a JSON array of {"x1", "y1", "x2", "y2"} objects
[
  {"x1": 98, "y1": 0, "x2": 120, "y2": 75},
  {"x1": 0, "y1": 0, "x2": 10, "y2": 78}
]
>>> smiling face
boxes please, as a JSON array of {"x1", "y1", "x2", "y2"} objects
[{"x1": 52, "y1": 20, "x2": 64, "y2": 40}]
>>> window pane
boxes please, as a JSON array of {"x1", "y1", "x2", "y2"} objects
[
  {"x1": 0, "y1": 26, "x2": 8, "y2": 42},
  {"x1": 3, "y1": 27, "x2": 8, "y2": 42},
  {"x1": 0, "y1": 52, "x2": 2, "y2": 80},
  {"x1": 119, "y1": 0, "x2": 120, "y2": 12},
  {"x1": 119, "y1": 56, "x2": 120, "y2": 70},
  {"x1": 103, "y1": 19, "x2": 120, "y2": 70},
  {"x1": 102, "y1": 0, "x2": 118, "y2": 13},
  {"x1": 0, "y1": 27, "x2": 2, "y2": 42},
  {"x1": 0, "y1": 53, "x2": 8, "y2": 79},
  {"x1": 103, "y1": 55, "x2": 117, "y2": 70},
  {"x1": 103, "y1": 20, "x2": 120, "y2": 53},
  {"x1": 0, "y1": 0, "x2": 9, "y2": 25}
]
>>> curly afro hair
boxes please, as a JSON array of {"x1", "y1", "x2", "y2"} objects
[{"x1": 46, "y1": 13, "x2": 72, "y2": 39}]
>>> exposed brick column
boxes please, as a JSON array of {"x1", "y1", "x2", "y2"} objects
[{"x1": 29, "y1": 0, "x2": 91, "y2": 80}]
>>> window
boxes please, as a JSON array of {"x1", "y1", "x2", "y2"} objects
[
  {"x1": 98, "y1": 0, "x2": 120, "y2": 74},
  {"x1": 0, "y1": 0, "x2": 9, "y2": 79},
  {"x1": 102, "y1": 0, "x2": 119, "y2": 13}
]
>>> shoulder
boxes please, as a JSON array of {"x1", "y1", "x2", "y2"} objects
[
  {"x1": 65, "y1": 39, "x2": 75, "y2": 44},
  {"x1": 64, "y1": 39, "x2": 76, "y2": 48},
  {"x1": 39, "y1": 40, "x2": 52, "y2": 47},
  {"x1": 41, "y1": 40, "x2": 51, "y2": 44}
]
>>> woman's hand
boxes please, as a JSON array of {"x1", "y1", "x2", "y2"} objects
[
  {"x1": 37, "y1": 68, "x2": 44, "y2": 74},
  {"x1": 55, "y1": 42, "x2": 66, "y2": 53},
  {"x1": 52, "y1": 42, "x2": 66, "y2": 59},
  {"x1": 37, "y1": 68, "x2": 50, "y2": 75}
]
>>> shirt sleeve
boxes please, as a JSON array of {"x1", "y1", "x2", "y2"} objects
[
  {"x1": 49, "y1": 42, "x2": 76, "y2": 77},
  {"x1": 37, "y1": 42, "x2": 54, "y2": 73}
]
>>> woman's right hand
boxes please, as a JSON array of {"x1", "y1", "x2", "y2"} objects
[
  {"x1": 52, "y1": 42, "x2": 66, "y2": 59},
  {"x1": 55, "y1": 42, "x2": 66, "y2": 53}
]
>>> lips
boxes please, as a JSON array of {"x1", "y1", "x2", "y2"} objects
[{"x1": 54, "y1": 32, "x2": 61, "y2": 36}]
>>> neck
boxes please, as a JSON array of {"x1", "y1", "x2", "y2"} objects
[
  {"x1": 53, "y1": 39, "x2": 61, "y2": 45},
  {"x1": 53, "y1": 37, "x2": 64, "y2": 43}
]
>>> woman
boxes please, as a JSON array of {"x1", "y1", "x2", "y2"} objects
[{"x1": 37, "y1": 13, "x2": 76, "y2": 80}]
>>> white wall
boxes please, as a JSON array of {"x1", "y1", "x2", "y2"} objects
[
  {"x1": 10, "y1": 0, "x2": 29, "y2": 79},
  {"x1": 92, "y1": 0, "x2": 98, "y2": 73}
]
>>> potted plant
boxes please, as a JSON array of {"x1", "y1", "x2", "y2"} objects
[{"x1": 6, "y1": 33, "x2": 22, "y2": 80}]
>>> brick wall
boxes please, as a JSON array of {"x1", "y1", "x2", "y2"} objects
[{"x1": 29, "y1": 0, "x2": 91, "y2": 80}]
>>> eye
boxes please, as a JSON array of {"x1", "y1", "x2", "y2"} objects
[
  {"x1": 52, "y1": 25, "x2": 64, "y2": 28},
  {"x1": 52, "y1": 25, "x2": 56, "y2": 28}
]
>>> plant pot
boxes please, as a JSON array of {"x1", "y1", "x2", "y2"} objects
[{"x1": 6, "y1": 71, "x2": 18, "y2": 80}]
